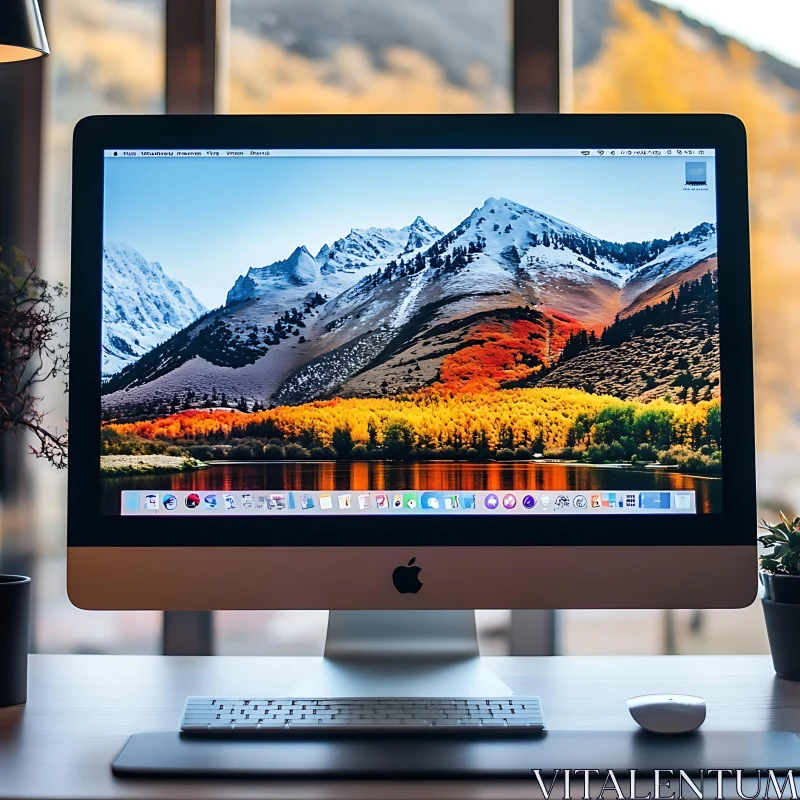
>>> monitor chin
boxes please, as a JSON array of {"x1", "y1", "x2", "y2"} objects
[{"x1": 67, "y1": 545, "x2": 757, "y2": 611}]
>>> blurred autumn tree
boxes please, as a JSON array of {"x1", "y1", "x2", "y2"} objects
[{"x1": 574, "y1": 0, "x2": 800, "y2": 451}]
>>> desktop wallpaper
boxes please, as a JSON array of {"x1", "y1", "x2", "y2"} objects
[{"x1": 99, "y1": 154, "x2": 721, "y2": 513}]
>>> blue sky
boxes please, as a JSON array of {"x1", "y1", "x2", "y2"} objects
[{"x1": 104, "y1": 155, "x2": 717, "y2": 307}]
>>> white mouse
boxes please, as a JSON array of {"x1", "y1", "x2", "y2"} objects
[{"x1": 628, "y1": 694, "x2": 706, "y2": 734}]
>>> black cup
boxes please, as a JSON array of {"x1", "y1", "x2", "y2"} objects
[{"x1": 0, "y1": 575, "x2": 31, "y2": 706}]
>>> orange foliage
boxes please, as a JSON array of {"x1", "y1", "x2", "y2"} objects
[
  {"x1": 438, "y1": 313, "x2": 584, "y2": 392},
  {"x1": 112, "y1": 408, "x2": 245, "y2": 441}
]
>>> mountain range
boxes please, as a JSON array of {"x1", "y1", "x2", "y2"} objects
[
  {"x1": 102, "y1": 242, "x2": 207, "y2": 377},
  {"x1": 100, "y1": 197, "x2": 717, "y2": 416}
]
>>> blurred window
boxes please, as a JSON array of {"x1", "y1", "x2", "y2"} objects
[
  {"x1": 560, "y1": 0, "x2": 800, "y2": 656},
  {"x1": 35, "y1": 0, "x2": 165, "y2": 654},
  {"x1": 224, "y1": 0, "x2": 512, "y2": 114}
]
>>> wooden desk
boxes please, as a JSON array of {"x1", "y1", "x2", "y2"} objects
[{"x1": 0, "y1": 655, "x2": 798, "y2": 800}]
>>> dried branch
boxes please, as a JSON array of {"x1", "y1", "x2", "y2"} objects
[{"x1": 0, "y1": 248, "x2": 69, "y2": 469}]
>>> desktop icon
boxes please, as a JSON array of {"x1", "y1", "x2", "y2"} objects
[
  {"x1": 685, "y1": 161, "x2": 707, "y2": 186},
  {"x1": 143, "y1": 494, "x2": 158, "y2": 510},
  {"x1": 421, "y1": 493, "x2": 440, "y2": 510},
  {"x1": 338, "y1": 494, "x2": 352, "y2": 510},
  {"x1": 203, "y1": 493, "x2": 218, "y2": 509},
  {"x1": 267, "y1": 493, "x2": 287, "y2": 511},
  {"x1": 185, "y1": 493, "x2": 201, "y2": 509},
  {"x1": 224, "y1": 494, "x2": 236, "y2": 510},
  {"x1": 443, "y1": 495, "x2": 459, "y2": 510},
  {"x1": 640, "y1": 492, "x2": 671, "y2": 510},
  {"x1": 301, "y1": 493, "x2": 315, "y2": 510},
  {"x1": 392, "y1": 494, "x2": 403, "y2": 509},
  {"x1": 461, "y1": 494, "x2": 476, "y2": 509},
  {"x1": 404, "y1": 492, "x2": 418, "y2": 509},
  {"x1": 358, "y1": 494, "x2": 371, "y2": 510},
  {"x1": 162, "y1": 494, "x2": 177, "y2": 511},
  {"x1": 554, "y1": 495, "x2": 571, "y2": 508},
  {"x1": 591, "y1": 495, "x2": 601, "y2": 508},
  {"x1": 375, "y1": 494, "x2": 389, "y2": 509},
  {"x1": 124, "y1": 493, "x2": 140, "y2": 512},
  {"x1": 255, "y1": 495, "x2": 266, "y2": 509},
  {"x1": 540, "y1": 495, "x2": 551, "y2": 510},
  {"x1": 522, "y1": 494, "x2": 536, "y2": 509},
  {"x1": 484, "y1": 494, "x2": 499, "y2": 510},
  {"x1": 624, "y1": 493, "x2": 637, "y2": 508},
  {"x1": 573, "y1": 495, "x2": 587, "y2": 509},
  {"x1": 319, "y1": 493, "x2": 333, "y2": 510},
  {"x1": 502, "y1": 494, "x2": 516, "y2": 510},
  {"x1": 674, "y1": 493, "x2": 691, "y2": 510},
  {"x1": 241, "y1": 493, "x2": 253, "y2": 509}
]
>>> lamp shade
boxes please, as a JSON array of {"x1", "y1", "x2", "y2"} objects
[{"x1": 0, "y1": 0, "x2": 49, "y2": 63}]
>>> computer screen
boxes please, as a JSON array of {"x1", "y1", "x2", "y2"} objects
[{"x1": 99, "y1": 147, "x2": 719, "y2": 519}]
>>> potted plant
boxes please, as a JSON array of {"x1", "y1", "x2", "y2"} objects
[
  {"x1": 0, "y1": 248, "x2": 67, "y2": 705},
  {"x1": 759, "y1": 513, "x2": 800, "y2": 680}
]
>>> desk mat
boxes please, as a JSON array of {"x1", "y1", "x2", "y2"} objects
[{"x1": 113, "y1": 730, "x2": 800, "y2": 778}]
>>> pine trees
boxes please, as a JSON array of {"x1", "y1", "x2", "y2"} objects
[{"x1": 332, "y1": 426, "x2": 355, "y2": 458}]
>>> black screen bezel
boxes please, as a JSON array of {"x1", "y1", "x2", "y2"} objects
[{"x1": 69, "y1": 113, "x2": 754, "y2": 548}]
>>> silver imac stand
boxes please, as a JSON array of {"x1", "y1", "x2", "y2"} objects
[{"x1": 290, "y1": 611, "x2": 512, "y2": 697}]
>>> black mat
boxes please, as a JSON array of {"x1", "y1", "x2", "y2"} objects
[{"x1": 113, "y1": 730, "x2": 800, "y2": 778}]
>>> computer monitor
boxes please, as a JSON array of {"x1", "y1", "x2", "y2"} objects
[{"x1": 68, "y1": 114, "x2": 755, "y2": 615}]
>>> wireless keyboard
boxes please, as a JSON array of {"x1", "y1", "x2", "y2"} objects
[{"x1": 181, "y1": 696, "x2": 545, "y2": 736}]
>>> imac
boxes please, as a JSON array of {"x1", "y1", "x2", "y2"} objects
[{"x1": 68, "y1": 114, "x2": 755, "y2": 694}]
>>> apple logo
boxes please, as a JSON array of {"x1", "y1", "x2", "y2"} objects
[{"x1": 392, "y1": 557, "x2": 423, "y2": 594}]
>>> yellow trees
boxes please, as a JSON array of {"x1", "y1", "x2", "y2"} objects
[{"x1": 106, "y1": 389, "x2": 720, "y2": 455}]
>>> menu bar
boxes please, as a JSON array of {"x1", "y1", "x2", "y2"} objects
[
  {"x1": 104, "y1": 148, "x2": 715, "y2": 159},
  {"x1": 121, "y1": 489, "x2": 696, "y2": 516}
]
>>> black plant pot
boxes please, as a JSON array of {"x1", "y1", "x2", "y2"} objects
[
  {"x1": 0, "y1": 575, "x2": 30, "y2": 706},
  {"x1": 761, "y1": 573, "x2": 800, "y2": 681},
  {"x1": 761, "y1": 572, "x2": 800, "y2": 603}
]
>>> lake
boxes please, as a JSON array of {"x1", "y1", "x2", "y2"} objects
[{"x1": 101, "y1": 461, "x2": 721, "y2": 514}]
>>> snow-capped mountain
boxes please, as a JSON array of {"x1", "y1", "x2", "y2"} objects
[
  {"x1": 316, "y1": 216, "x2": 443, "y2": 274},
  {"x1": 100, "y1": 198, "x2": 716, "y2": 414},
  {"x1": 424, "y1": 197, "x2": 715, "y2": 294},
  {"x1": 626, "y1": 222, "x2": 717, "y2": 291},
  {"x1": 225, "y1": 217, "x2": 442, "y2": 308},
  {"x1": 102, "y1": 243, "x2": 206, "y2": 376},
  {"x1": 325, "y1": 197, "x2": 716, "y2": 333},
  {"x1": 223, "y1": 215, "x2": 443, "y2": 315},
  {"x1": 227, "y1": 245, "x2": 321, "y2": 304}
]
